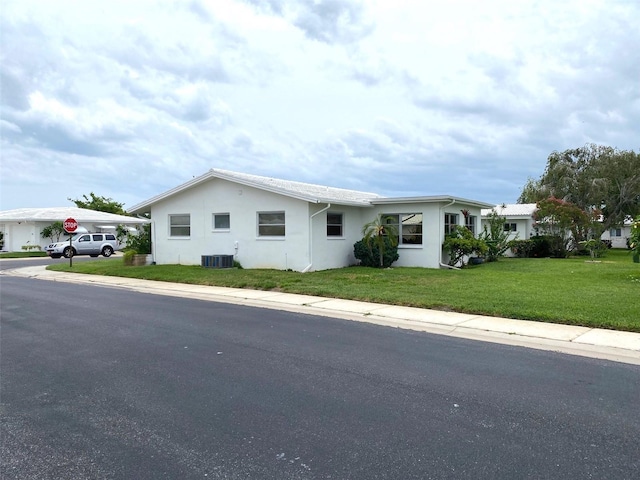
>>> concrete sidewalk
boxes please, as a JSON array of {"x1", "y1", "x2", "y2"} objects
[{"x1": 4, "y1": 265, "x2": 640, "y2": 365}]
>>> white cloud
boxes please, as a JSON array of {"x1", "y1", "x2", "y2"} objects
[{"x1": 1, "y1": 0, "x2": 638, "y2": 212}]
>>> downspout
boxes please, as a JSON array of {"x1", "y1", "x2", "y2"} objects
[
  {"x1": 439, "y1": 199, "x2": 460, "y2": 270},
  {"x1": 302, "y1": 203, "x2": 331, "y2": 273}
]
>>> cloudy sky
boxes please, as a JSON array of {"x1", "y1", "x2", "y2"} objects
[{"x1": 1, "y1": 0, "x2": 639, "y2": 211}]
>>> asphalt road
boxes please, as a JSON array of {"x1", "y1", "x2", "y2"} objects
[{"x1": 1, "y1": 271, "x2": 639, "y2": 479}]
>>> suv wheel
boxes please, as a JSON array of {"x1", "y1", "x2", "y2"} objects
[
  {"x1": 102, "y1": 246, "x2": 114, "y2": 257},
  {"x1": 63, "y1": 247, "x2": 75, "y2": 258}
]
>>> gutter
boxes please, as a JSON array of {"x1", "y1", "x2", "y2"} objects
[
  {"x1": 439, "y1": 199, "x2": 460, "y2": 270},
  {"x1": 302, "y1": 203, "x2": 331, "y2": 273}
]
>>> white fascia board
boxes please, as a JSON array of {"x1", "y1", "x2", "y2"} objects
[{"x1": 372, "y1": 196, "x2": 495, "y2": 209}]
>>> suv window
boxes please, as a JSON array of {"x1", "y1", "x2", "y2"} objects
[
  {"x1": 79, "y1": 235, "x2": 91, "y2": 242},
  {"x1": 92, "y1": 234, "x2": 104, "y2": 241},
  {"x1": 105, "y1": 234, "x2": 116, "y2": 241}
]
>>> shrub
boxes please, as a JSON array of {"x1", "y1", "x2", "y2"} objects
[
  {"x1": 577, "y1": 239, "x2": 609, "y2": 258},
  {"x1": 479, "y1": 210, "x2": 513, "y2": 262},
  {"x1": 125, "y1": 224, "x2": 151, "y2": 254},
  {"x1": 443, "y1": 226, "x2": 488, "y2": 267},
  {"x1": 123, "y1": 250, "x2": 136, "y2": 266},
  {"x1": 21, "y1": 245, "x2": 42, "y2": 251},
  {"x1": 508, "y1": 239, "x2": 534, "y2": 258},
  {"x1": 354, "y1": 236, "x2": 399, "y2": 268}
]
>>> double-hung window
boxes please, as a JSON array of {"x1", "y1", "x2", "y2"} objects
[
  {"x1": 444, "y1": 213, "x2": 458, "y2": 235},
  {"x1": 213, "y1": 213, "x2": 230, "y2": 231},
  {"x1": 465, "y1": 215, "x2": 477, "y2": 234},
  {"x1": 610, "y1": 228, "x2": 622, "y2": 237},
  {"x1": 258, "y1": 212, "x2": 285, "y2": 237},
  {"x1": 382, "y1": 213, "x2": 423, "y2": 245},
  {"x1": 327, "y1": 213, "x2": 343, "y2": 237},
  {"x1": 169, "y1": 214, "x2": 190, "y2": 237},
  {"x1": 504, "y1": 223, "x2": 517, "y2": 232}
]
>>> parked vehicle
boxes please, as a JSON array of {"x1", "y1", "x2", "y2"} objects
[{"x1": 46, "y1": 233, "x2": 120, "y2": 259}]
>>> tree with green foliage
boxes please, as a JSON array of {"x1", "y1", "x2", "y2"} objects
[
  {"x1": 443, "y1": 225, "x2": 488, "y2": 268},
  {"x1": 69, "y1": 192, "x2": 126, "y2": 215},
  {"x1": 41, "y1": 221, "x2": 66, "y2": 243},
  {"x1": 518, "y1": 144, "x2": 640, "y2": 231},
  {"x1": 533, "y1": 197, "x2": 592, "y2": 257},
  {"x1": 360, "y1": 215, "x2": 399, "y2": 268},
  {"x1": 479, "y1": 210, "x2": 514, "y2": 262}
]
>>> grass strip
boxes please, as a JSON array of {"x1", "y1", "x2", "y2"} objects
[{"x1": 47, "y1": 249, "x2": 640, "y2": 332}]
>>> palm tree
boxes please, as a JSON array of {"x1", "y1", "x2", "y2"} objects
[{"x1": 362, "y1": 215, "x2": 399, "y2": 267}]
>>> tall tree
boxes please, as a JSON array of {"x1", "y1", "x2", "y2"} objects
[
  {"x1": 519, "y1": 144, "x2": 640, "y2": 230},
  {"x1": 69, "y1": 193, "x2": 126, "y2": 215}
]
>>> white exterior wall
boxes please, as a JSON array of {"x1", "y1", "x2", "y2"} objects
[
  {"x1": 308, "y1": 205, "x2": 370, "y2": 271},
  {"x1": 368, "y1": 202, "x2": 485, "y2": 269},
  {"x1": 149, "y1": 179, "x2": 313, "y2": 270},
  {"x1": 0, "y1": 222, "x2": 55, "y2": 252},
  {"x1": 601, "y1": 226, "x2": 631, "y2": 249},
  {"x1": 480, "y1": 215, "x2": 535, "y2": 257}
]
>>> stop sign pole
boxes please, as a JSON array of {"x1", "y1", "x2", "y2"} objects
[{"x1": 63, "y1": 217, "x2": 78, "y2": 267}]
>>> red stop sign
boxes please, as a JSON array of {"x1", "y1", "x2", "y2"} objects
[{"x1": 63, "y1": 217, "x2": 78, "y2": 233}]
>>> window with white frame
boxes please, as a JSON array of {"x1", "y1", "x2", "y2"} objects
[
  {"x1": 465, "y1": 215, "x2": 477, "y2": 234},
  {"x1": 444, "y1": 213, "x2": 458, "y2": 235},
  {"x1": 503, "y1": 223, "x2": 517, "y2": 232},
  {"x1": 213, "y1": 213, "x2": 230, "y2": 230},
  {"x1": 383, "y1": 213, "x2": 423, "y2": 245},
  {"x1": 610, "y1": 228, "x2": 622, "y2": 237},
  {"x1": 258, "y1": 212, "x2": 285, "y2": 237},
  {"x1": 327, "y1": 212, "x2": 343, "y2": 237},
  {"x1": 169, "y1": 214, "x2": 191, "y2": 237}
]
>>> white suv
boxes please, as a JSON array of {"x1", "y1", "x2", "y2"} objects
[{"x1": 46, "y1": 233, "x2": 120, "y2": 259}]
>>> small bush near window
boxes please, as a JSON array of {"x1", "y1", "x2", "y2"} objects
[
  {"x1": 354, "y1": 237, "x2": 399, "y2": 268},
  {"x1": 442, "y1": 226, "x2": 487, "y2": 267},
  {"x1": 21, "y1": 245, "x2": 42, "y2": 251}
]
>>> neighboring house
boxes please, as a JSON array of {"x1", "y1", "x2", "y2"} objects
[
  {"x1": 481, "y1": 204, "x2": 634, "y2": 251},
  {"x1": 0, "y1": 207, "x2": 149, "y2": 252},
  {"x1": 600, "y1": 216, "x2": 633, "y2": 248},
  {"x1": 128, "y1": 168, "x2": 495, "y2": 271},
  {"x1": 481, "y1": 204, "x2": 537, "y2": 245}
]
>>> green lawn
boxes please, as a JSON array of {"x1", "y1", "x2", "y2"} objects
[
  {"x1": 47, "y1": 249, "x2": 640, "y2": 332},
  {"x1": 0, "y1": 251, "x2": 48, "y2": 258}
]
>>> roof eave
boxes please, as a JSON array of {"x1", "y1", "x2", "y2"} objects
[{"x1": 372, "y1": 196, "x2": 495, "y2": 209}]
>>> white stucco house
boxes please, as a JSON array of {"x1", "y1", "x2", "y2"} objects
[
  {"x1": 0, "y1": 207, "x2": 150, "y2": 252},
  {"x1": 481, "y1": 204, "x2": 634, "y2": 251},
  {"x1": 128, "y1": 169, "x2": 495, "y2": 271},
  {"x1": 481, "y1": 204, "x2": 537, "y2": 240}
]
